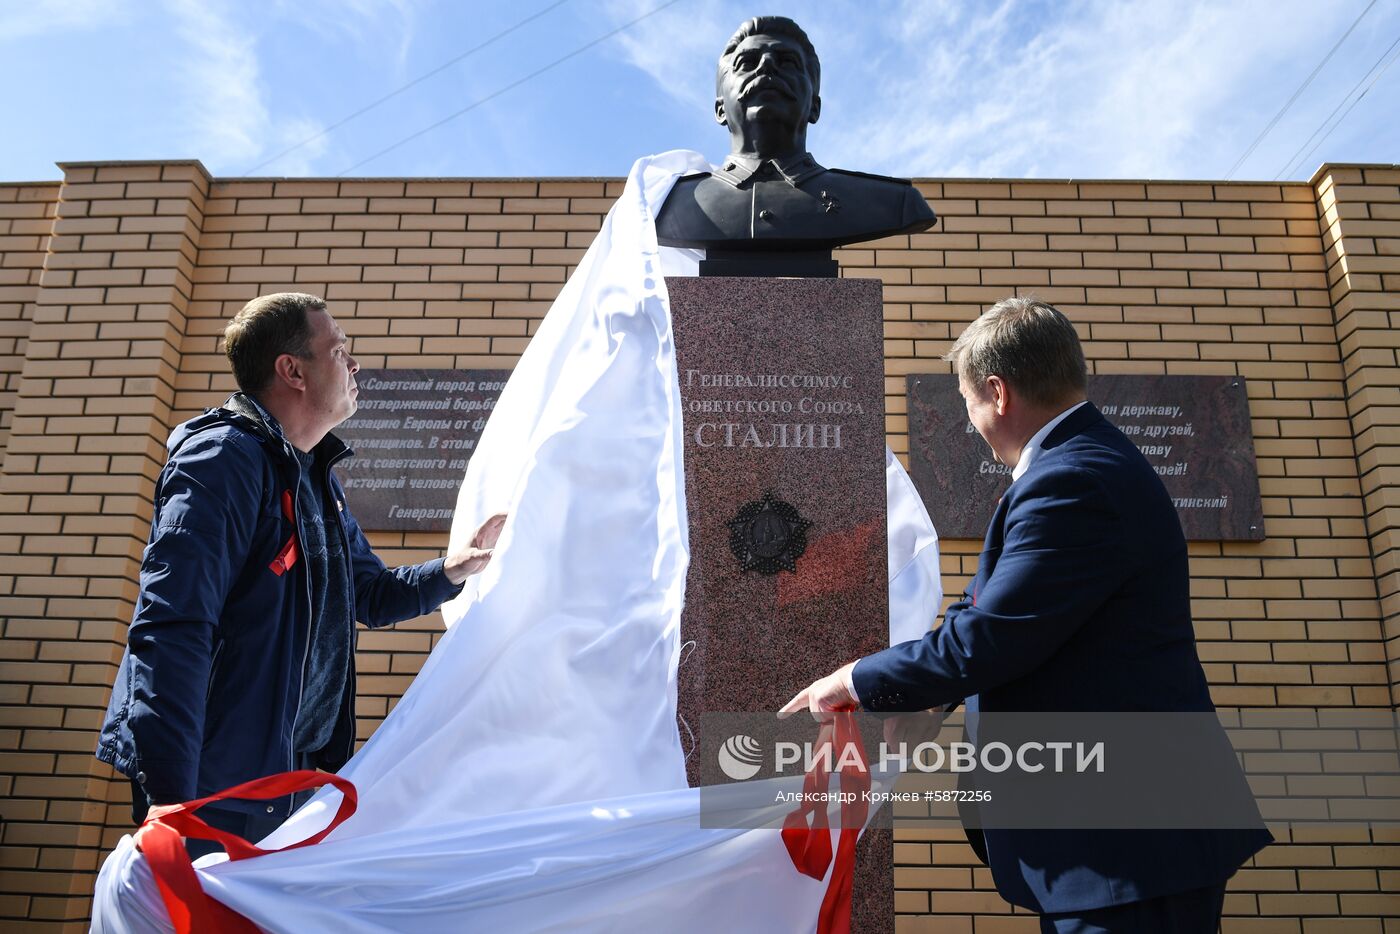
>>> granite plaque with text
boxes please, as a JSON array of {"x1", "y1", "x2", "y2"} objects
[
  {"x1": 334, "y1": 368, "x2": 509, "y2": 531},
  {"x1": 906, "y1": 373, "x2": 1265, "y2": 540},
  {"x1": 669, "y1": 275, "x2": 892, "y2": 932}
]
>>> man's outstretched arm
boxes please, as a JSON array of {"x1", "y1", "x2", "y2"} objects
[
  {"x1": 782, "y1": 464, "x2": 1126, "y2": 716},
  {"x1": 345, "y1": 504, "x2": 506, "y2": 627}
]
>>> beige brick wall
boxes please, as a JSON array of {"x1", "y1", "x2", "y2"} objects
[
  {"x1": 0, "y1": 182, "x2": 58, "y2": 467},
  {"x1": 0, "y1": 161, "x2": 1396, "y2": 931}
]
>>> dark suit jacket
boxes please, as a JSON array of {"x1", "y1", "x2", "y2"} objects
[{"x1": 852, "y1": 403, "x2": 1270, "y2": 913}]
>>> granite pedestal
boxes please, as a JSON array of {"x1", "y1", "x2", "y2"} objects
[{"x1": 669, "y1": 275, "x2": 893, "y2": 933}]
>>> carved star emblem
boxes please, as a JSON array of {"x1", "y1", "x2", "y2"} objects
[{"x1": 727, "y1": 492, "x2": 812, "y2": 575}]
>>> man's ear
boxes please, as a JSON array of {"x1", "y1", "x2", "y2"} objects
[
  {"x1": 808, "y1": 94, "x2": 821, "y2": 125},
  {"x1": 714, "y1": 96, "x2": 728, "y2": 127},
  {"x1": 987, "y1": 375, "x2": 1010, "y2": 416},
  {"x1": 273, "y1": 353, "x2": 306, "y2": 392}
]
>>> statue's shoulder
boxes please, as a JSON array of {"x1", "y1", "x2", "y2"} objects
[
  {"x1": 817, "y1": 167, "x2": 935, "y2": 234},
  {"x1": 663, "y1": 170, "x2": 740, "y2": 202},
  {"x1": 656, "y1": 172, "x2": 736, "y2": 246},
  {"x1": 671, "y1": 171, "x2": 715, "y2": 188},
  {"x1": 824, "y1": 167, "x2": 915, "y2": 187}
]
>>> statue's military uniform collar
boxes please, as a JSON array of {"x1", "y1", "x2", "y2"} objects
[{"x1": 712, "y1": 151, "x2": 825, "y2": 188}]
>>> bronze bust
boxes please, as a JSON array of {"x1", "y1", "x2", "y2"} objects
[{"x1": 656, "y1": 16, "x2": 936, "y2": 276}]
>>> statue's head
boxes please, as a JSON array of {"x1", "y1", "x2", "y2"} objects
[{"x1": 714, "y1": 16, "x2": 821, "y2": 145}]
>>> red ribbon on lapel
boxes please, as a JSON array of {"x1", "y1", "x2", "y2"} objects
[
  {"x1": 781, "y1": 708, "x2": 871, "y2": 934},
  {"x1": 133, "y1": 770, "x2": 357, "y2": 934}
]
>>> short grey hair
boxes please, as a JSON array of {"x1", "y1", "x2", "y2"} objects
[{"x1": 946, "y1": 297, "x2": 1086, "y2": 407}]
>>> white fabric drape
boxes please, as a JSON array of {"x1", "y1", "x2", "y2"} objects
[{"x1": 91, "y1": 150, "x2": 941, "y2": 934}]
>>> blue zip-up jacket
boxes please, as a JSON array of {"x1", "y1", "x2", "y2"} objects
[{"x1": 96, "y1": 393, "x2": 462, "y2": 830}]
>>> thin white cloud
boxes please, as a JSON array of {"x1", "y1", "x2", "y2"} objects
[
  {"x1": 0, "y1": 0, "x2": 125, "y2": 41},
  {"x1": 265, "y1": 117, "x2": 332, "y2": 177},
  {"x1": 270, "y1": 0, "x2": 419, "y2": 71},
  {"x1": 164, "y1": 0, "x2": 270, "y2": 166},
  {"x1": 822, "y1": 0, "x2": 1346, "y2": 179},
  {"x1": 604, "y1": 0, "x2": 736, "y2": 117},
  {"x1": 162, "y1": 0, "x2": 333, "y2": 174}
]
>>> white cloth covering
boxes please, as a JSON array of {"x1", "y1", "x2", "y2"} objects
[{"x1": 91, "y1": 150, "x2": 941, "y2": 934}]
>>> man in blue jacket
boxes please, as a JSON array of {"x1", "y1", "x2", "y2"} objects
[
  {"x1": 782, "y1": 298, "x2": 1269, "y2": 932},
  {"x1": 97, "y1": 292, "x2": 503, "y2": 853}
]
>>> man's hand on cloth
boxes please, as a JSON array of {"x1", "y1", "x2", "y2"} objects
[
  {"x1": 779, "y1": 664, "x2": 948, "y2": 748},
  {"x1": 778, "y1": 661, "x2": 859, "y2": 719},
  {"x1": 444, "y1": 513, "x2": 507, "y2": 585}
]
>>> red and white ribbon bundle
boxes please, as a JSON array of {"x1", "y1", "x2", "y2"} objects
[
  {"x1": 133, "y1": 771, "x2": 356, "y2": 934},
  {"x1": 782, "y1": 709, "x2": 872, "y2": 934}
]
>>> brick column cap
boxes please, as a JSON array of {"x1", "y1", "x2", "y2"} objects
[
  {"x1": 56, "y1": 159, "x2": 211, "y2": 177},
  {"x1": 1310, "y1": 162, "x2": 1400, "y2": 185}
]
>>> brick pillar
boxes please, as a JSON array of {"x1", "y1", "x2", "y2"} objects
[
  {"x1": 1316, "y1": 163, "x2": 1400, "y2": 705},
  {"x1": 0, "y1": 182, "x2": 60, "y2": 466},
  {"x1": 0, "y1": 160, "x2": 208, "y2": 930}
]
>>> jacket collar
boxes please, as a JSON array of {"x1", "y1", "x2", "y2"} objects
[
  {"x1": 224, "y1": 391, "x2": 281, "y2": 440},
  {"x1": 219, "y1": 392, "x2": 352, "y2": 465},
  {"x1": 1012, "y1": 401, "x2": 1089, "y2": 481},
  {"x1": 712, "y1": 150, "x2": 825, "y2": 188},
  {"x1": 1042, "y1": 401, "x2": 1105, "y2": 451}
]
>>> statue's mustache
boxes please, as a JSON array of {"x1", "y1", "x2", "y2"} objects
[{"x1": 738, "y1": 73, "x2": 796, "y2": 102}]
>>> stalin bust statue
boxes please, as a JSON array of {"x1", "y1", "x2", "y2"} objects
[{"x1": 656, "y1": 15, "x2": 936, "y2": 277}]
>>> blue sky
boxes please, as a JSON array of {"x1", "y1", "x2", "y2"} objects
[{"x1": 2, "y1": 0, "x2": 1397, "y2": 183}]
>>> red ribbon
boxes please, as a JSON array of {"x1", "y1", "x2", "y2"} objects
[
  {"x1": 781, "y1": 709, "x2": 871, "y2": 934},
  {"x1": 135, "y1": 733, "x2": 867, "y2": 933},
  {"x1": 133, "y1": 770, "x2": 357, "y2": 934},
  {"x1": 268, "y1": 490, "x2": 299, "y2": 576}
]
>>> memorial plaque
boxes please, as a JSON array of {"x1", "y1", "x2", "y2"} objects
[
  {"x1": 906, "y1": 373, "x2": 1265, "y2": 540},
  {"x1": 669, "y1": 275, "x2": 892, "y2": 932},
  {"x1": 334, "y1": 368, "x2": 509, "y2": 531}
]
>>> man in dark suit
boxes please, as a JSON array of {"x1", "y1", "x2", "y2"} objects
[{"x1": 782, "y1": 298, "x2": 1270, "y2": 932}]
